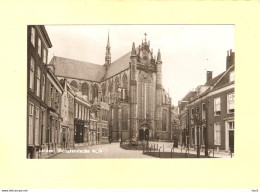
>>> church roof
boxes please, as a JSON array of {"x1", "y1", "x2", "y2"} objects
[
  {"x1": 49, "y1": 56, "x2": 106, "y2": 82},
  {"x1": 49, "y1": 44, "x2": 150, "y2": 82},
  {"x1": 103, "y1": 51, "x2": 131, "y2": 79}
]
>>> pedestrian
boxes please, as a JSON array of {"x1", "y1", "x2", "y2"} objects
[
  {"x1": 108, "y1": 135, "x2": 111, "y2": 144},
  {"x1": 63, "y1": 137, "x2": 66, "y2": 149}
]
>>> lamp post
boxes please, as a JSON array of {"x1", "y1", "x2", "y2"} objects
[
  {"x1": 205, "y1": 100, "x2": 209, "y2": 157},
  {"x1": 196, "y1": 120, "x2": 200, "y2": 158}
]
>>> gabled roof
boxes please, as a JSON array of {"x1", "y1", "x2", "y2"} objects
[
  {"x1": 103, "y1": 51, "x2": 131, "y2": 79},
  {"x1": 40, "y1": 25, "x2": 52, "y2": 48},
  {"x1": 180, "y1": 91, "x2": 197, "y2": 102},
  {"x1": 189, "y1": 64, "x2": 235, "y2": 102},
  {"x1": 204, "y1": 72, "x2": 225, "y2": 86},
  {"x1": 212, "y1": 65, "x2": 234, "y2": 89},
  {"x1": 49, "y1": 56, "x2": 106, "y2": 82},
  {"x1": 46, "y1": 68, "x2": 64, "y2": 93}
]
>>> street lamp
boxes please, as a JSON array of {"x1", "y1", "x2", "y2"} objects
[{"x1": 205, "y1": 100, "x2": 209, "y2": 157}]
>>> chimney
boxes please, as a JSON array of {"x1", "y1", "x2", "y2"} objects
[
  {"x1": 226, "y1": 49, "x2": 235, "y2": 70},
  {"x1": 207, "y1": 71, "x2": 213, "y2": 82}
]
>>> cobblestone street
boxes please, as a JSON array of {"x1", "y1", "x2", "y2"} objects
[
  {"x1": 49, "y1": 142, "x2": 153, "y2": 159},
  {"x1": 48, "y1": 141, "x2": 232, "y2": 159}
]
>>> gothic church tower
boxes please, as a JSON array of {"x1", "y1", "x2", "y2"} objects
[
  {"x1": 155, "y1": 49, "x2": 163, "y2": 138},
  {"x1": 105, "y1": 33, "x2": 111, "y2": 69},
  {"x1": 129, "y1": 42, "x2": 138, "y2": 139}
]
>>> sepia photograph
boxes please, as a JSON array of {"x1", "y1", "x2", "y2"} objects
[
  {"x1": 27, "y1": 25, "x2": 234, "y2": 159},
  {"x1": 2, "y1": 0, "x2": 260, "y2": 190}
]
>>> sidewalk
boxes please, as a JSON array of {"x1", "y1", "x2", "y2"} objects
[{"x1": 148, "y1": 141, "x2": 233, "y2": 158}]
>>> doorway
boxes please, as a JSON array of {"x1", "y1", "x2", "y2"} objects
[
  {"x1": 225, "y1": 121, "x2": 234, "y2": 152},
  {"x1": 229, "y1": 130, "x2": 234, "y2": 153}
]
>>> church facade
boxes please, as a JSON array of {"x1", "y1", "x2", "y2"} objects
[{"x1": 49, "y1": 34, "x2": 172, "y2": 142}]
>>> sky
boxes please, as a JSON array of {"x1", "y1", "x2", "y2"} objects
[{"x1": 45, "y1": 25, "x2": 234, "y2": 106}]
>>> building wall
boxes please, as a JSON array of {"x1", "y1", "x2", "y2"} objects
[
  {"x1": 46, "y1": 72, "x2": 63, "y2": 154},
  {"x1": 74, "y1": 98, "x2": 90, "y2": 144},
  {"x1": 187, "y1": 84, "x2": 234, "y2": 151},
  {"x1": 27, "y1": 25, "x2": 51, "y2": 159},
  {"x1": 207, "y1": 87, "x2": 234, "y2": 150}
]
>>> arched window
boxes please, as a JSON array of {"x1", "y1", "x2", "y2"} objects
[
  {"x1": 138, "y1": 74, "x2": 152, "y2": 119},
  {"x1": 122, "y1": 74, "x2": 128, "y2": 100},
  {"x1": 92, "y1": 84, "x2": 99, "y2": 100},
  {"x1": 122, "y1": 74, "x2": 127, "y2": 89},
  {"x1": 122, "y1": 108, "x2": 128, "y2": 130},
  {"x1": 162, "y1": 109, "x2": 167, "y2": 131},
  {"x1": 115, "y1": 77, "x2": 119, "y2": 92},
  {"x1": 108, "y1": 80, "x2": 113, "y2": 93},
  {"x1": 81, "y1": 82, "x2": 89, "y2": 98},
  {"x1": 101, "y1": 83, "x2": 106, "y2": 96},
  {"x1": 70, "y1": 80, "x2": 78, "y2": 88}
]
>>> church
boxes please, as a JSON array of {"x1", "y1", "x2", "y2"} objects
[{"x1": 49, "y1": 33, "x2": 172, "y2": 142}]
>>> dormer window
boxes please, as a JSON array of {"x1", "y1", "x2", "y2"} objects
[{"x1": 229, "y1": 71, "x2": 234, "y2": 82}]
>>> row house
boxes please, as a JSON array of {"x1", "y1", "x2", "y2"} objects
[
  {"x1": 73, "y1": 90, "x2": 92, "y2": 145},
  {"x1": 60, "y1": 79, "x2": 75, "y2": 149},
  {"x1": 27, "y1": 25, "x2": 52, "y2": 159},
  {"x1": 27, "y1": 25, "x2": 96, "y2": 158},
  {"x1": 178, "y1": 91, "x2": 197, "y2": 147},
  {"x1": 100, "y1": 102, "x2": 109, "y2": 143},
  {"x1": 58, "y1": 77, "x2": 105, "y2": 146},
  {"x1": 46, "y1": 68, "x2": 64, "y2": 154},
  {"x1": 185, "y1": 50, "x2": 235, "y2": 153}
]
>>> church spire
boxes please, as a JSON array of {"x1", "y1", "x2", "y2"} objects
[
  {"x1": 131, "y1": 42, "x2": 136, "y2": 56},
  {"x1": 157, "y1": 49, "x2": 161, "y2": 62},
  {"x1": 107, "y1": 32, "x2": 110, "y2": 48},
  {"x1": 105, "y1": 32, "x2": 111, "y2": 68}
]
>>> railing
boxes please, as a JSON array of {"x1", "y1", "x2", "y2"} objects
[
  {"x1": 159, "y1": 146, "x2": 162, "y2": 158},
  {"x1": 171, "y1": 148, "x2": 174, "y2": 158},
  {"x1": 208, "y1": 147, "x2": 215, "y2": 158},
  {"x1": 185, "y1": 147, "x2": 189, "y2": 158}
]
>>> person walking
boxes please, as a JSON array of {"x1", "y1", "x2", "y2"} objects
[
  {"x1": 63, "y1": 137, "x2": 66, "y2": 150},
  {"x1": 108, "y1": 135, "x2": 112, "y2": 144}
]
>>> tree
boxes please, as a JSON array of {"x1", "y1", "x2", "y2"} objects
[{"x1": 191, "y1": 108, "x2": 202, "y2": 158}]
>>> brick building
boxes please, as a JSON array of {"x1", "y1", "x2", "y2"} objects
[
  {"x1": 27, "y1": 25, "x2": 52, "y2": 158},
  {"x1": 60, "y1": 79, "x2": 75, "y2": 149},
  {"x1": 178, "y1": 91, "x2": 196, "y2": 147},
  {"x1": 73, "y1": 91, "x2": 91, "y2": 145},
  {"x1": 184, "y1": 50, "x2": 234, "y2": 152},
  {"x1": 45, "y1": 67, "x2": 64, "y2": 154}
]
